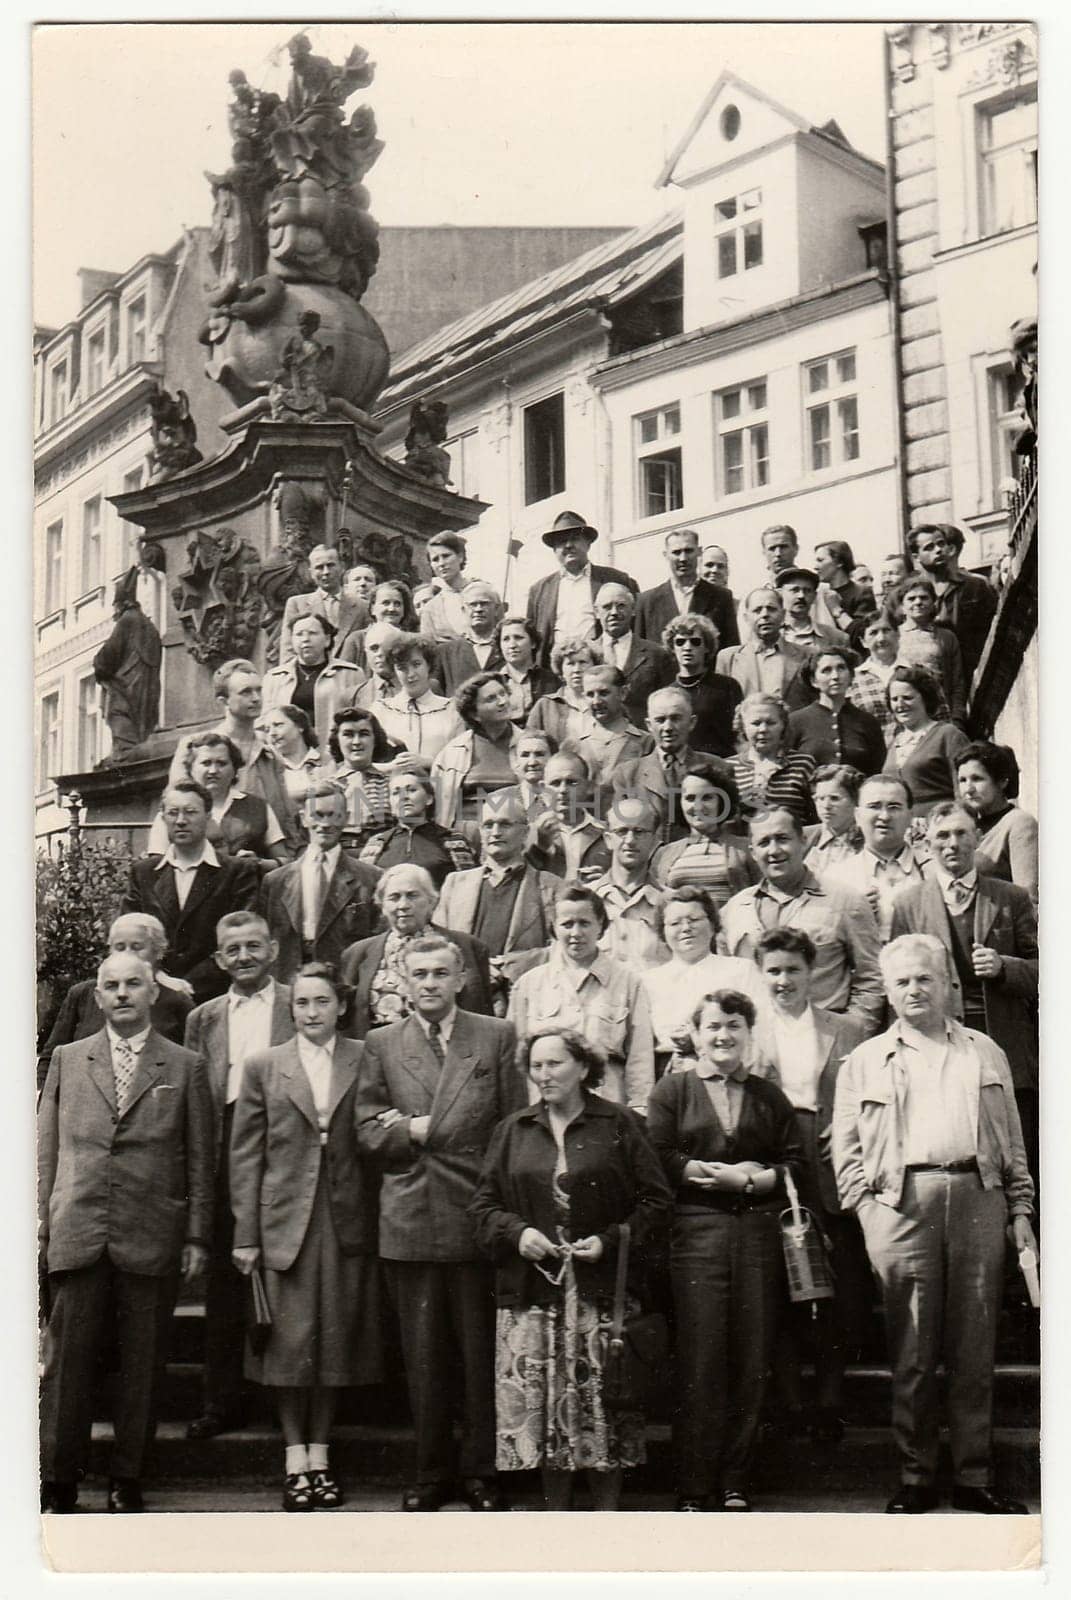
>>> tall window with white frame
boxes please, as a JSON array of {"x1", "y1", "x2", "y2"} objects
[
  {"x1": 446, "y1": 429, "x2": 480, "y2": 501},
  {"x1": 715, "y1": 380, "x2": 769, "y2": 497},
  {"x1": 81, "y1": 495, "x2": 103, "y2": 594},
  {"x1": 126, "y1": 296, "x2": 147, "y2": 366},
  {"x1": 988, "y1": 365, "x2": 1023, "y2": 506},
  {"x1": 635, "y1": 403, "x2": 683, "y2": 519},
  {"x1": 86, "y1": 327, "x2": 106, "y2": 396},
  {"x1": 43, "y1": 519, "x2": 64, "y2": 615},
  {"x1": 714, "y1": 187, "x2": 763, "y2": 280},
  {"x1": 77, "y1": 675, "x2": 103, "y2": 770},
  {"x1": 49, "y1": 360, "x2": 69, "y2": 428},
  {"x1": 38, "y1": 690, "x2": 61, "y2": 792},
  {"x1": 805, "y1": 351, "x2": 860, "y2": 473},
  {"x1": 523, "y1": 392, "x2": 565, "y2": 505},
  {"x1": 978, "y1": 92, "x2": 1037, "y2": 237}
]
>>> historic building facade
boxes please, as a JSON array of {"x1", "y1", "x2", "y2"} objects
[{"x1": 373, "y1": 73, "x2": 900, "y2": 610}]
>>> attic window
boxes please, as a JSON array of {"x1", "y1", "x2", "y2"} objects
[{"x1": 720, "y1": 105, "x2": 741, "y2": 141}]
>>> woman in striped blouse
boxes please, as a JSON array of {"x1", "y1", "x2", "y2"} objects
[{"x1": 728, "y1": 694, "x2": 817, "y2": 828}]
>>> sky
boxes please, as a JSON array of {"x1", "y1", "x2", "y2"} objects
[{"x1": 32, "y1": 19, "x2": 888, "y2": 330}]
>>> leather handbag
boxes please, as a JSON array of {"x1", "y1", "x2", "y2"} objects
[
  {"x1": 601, "y1": 1222, "x2": 669, "y2": 1412},
  {"x1": 248, "y1": 1266, "x2": 273, "y2": 1355}
]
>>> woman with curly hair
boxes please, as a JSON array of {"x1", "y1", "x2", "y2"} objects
[
  {"x1": 728, "y1": 693, "x2": 817, "y2": 827},
  {"x1": 470, "y1": 1027, "x2": 671, "y2": 1510},
  {"x1": 326, "y1": 706, "x2": 395, "y2": 841},
  {"x1": 369, "y1": 633, "x2": 462, "y2": 760},
  {"x1": 430, "y1": 670, "x2": 521, "y2": 829},
  {"x1": 882, "y1": 664, "x2": 970, "y2": 816},
  {"x1": 229, "y1": 962, "x2": 383, "y2": 1512},
  {"x1": 527, "y1": 635, "x2": 601, "y2": 747},
  {"x1": 956, "y1": 739, "x2": 1038, "y2": 908},
  {"x1": 661, "y1": 612, "x2": 742, "y2": 758},
  {"x1": 147, "y1": 730, "x2": 292, "y2": 863}
]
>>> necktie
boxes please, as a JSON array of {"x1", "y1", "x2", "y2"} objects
[
  {"x1": 311, "y1": 853, "x2": 330, "y2": 930},
  {"x1": 946, "y1": 878, "x2": 974, "y2": 915},
  {"x1": 427, "y1": 1019, "x2": 445, "y2": 1068},
  {"x1": 113, "y1": 1037, "x2": 137, "y2": 1113},
  {"x1": 407, "y1": 699, "x2": 422, "y2": 751}
]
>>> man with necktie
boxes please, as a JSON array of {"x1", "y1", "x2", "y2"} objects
[
  {"x1": 889, "y1": 802, "x2": 1039, "y2": 1194},
  {"x1": 356, "y1": 935, "x2": 522, "y2": 1511},
  {"x1": 593, "y1": 583, "x2": 676, "y2": 727},
  {"x1": 833, "y1": 933, "x2": 1035, "y2": 1514},
  {"x1": 121, "y1": 781, "x2": 259, "y2": 1005},
  {"x1": 612, "y1": 685, "x2": 733, "y2": 845},
  {"x1": 182, "y1": 913, "x2": 295, "y2": 1440},
  {"x1": 39, "y1": 953, "x2": 213, "y2": 1513},
  {"x1": 260, "y1": 781, "x2": 381, "y2": 982},
  {"x1": 280, "y1": 543, "x2": 368, "y2": 663}
]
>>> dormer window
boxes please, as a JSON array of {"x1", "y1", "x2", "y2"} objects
[
  {"x1": 715, "y1": 188, "x2": 763, "y2": 279},
  {"x1": 49, "y1": 359, "x2": 69, "y2": 427},
  {"x1": 86, "y1": 327, "x2": 106, "y2": 396},
  {"x1": 127, "y1": 296, "x2": 147, "y2": 365}
]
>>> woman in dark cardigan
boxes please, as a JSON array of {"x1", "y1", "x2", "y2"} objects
[
  {"x1": 470, "y1": 1028, "x2": 671, "y2": 1511},
  {"x1": 786, "y1": 646, "x2": 886, "y2": 777},
  {"x1": 645, "y1": 988, "x2": 802, "y2": 1513},
  {"x1": 661, "y1": 612, "x2": 743, "y2": 758},
  {"x1": 882, "y1": 664, "x2": 970, "y2": 817}
]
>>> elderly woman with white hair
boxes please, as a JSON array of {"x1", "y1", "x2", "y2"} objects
[
  {"x1": 37, "y1": 913, "x2": 194, "y2": 1091},
  {"x1": 339, "y1": 862, "x2": 494, "y2": 1037}
]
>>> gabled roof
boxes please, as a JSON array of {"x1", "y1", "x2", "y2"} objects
[
  {"x1": 656, "y1": 68, "x2": 875, "y2": 188},
  {"x1": 379, "y1": 209, "x2": 683, "y2": 411}
]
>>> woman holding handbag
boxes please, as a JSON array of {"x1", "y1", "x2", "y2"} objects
[
  {"x1": 229, "y1": 963, "x2": 383, "y2": 1512},
  {"x1": 646, "y1": 990, "x2": 802, "y2": 1513},
  {"x1": 469, "y1": 1028, "x2": 671, "y2": 1510}
]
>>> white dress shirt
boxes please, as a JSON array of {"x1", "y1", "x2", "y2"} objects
[
  {"x1": 770, "y1": 1006, "x2": 823, "y2": 1113},
  {"x1": 414, "y1": 1006, "x2": 458, "y2": 1053},
  {"x1": 226, "y1": 980, "x2": 276, "y2": 1104},
  {"x1": 155, "y1": 840, "x2": 221, "y2": 908},
  {"x1": 898, "y1": 1021, "x2": 979, "y2": 1167},
  {"x1": 553, "y1": 566, "x2": 596, "y2": 646},
  {"x1": 670, "y1": 580, "x2": 698, "y2": 617},
  {"x1": 106, "y1": 1024, "x2": 150, "y2": 1059},
  {"x1": 296, "y1": 1032, "x2": 336, "y2": 1132},
  {"x1": 466, "y1": 633, "x2": 498, "y2": 670},
  {"x1": 300, "y1": 843, "x2": 342, "y2": 940}
]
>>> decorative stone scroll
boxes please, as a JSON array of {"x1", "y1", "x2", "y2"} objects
[{"x1": 171, "y1": 527, "x2": 263, "y2": 666}]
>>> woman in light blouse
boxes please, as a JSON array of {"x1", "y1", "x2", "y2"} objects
[
  {"x1": 259, "y1": 705, "x2": 324, "y2": 813},
  {"x1": 882, "y1": 664, "x2": 969, "y2": 817},
  {"x1": 431, "y1": 671, "x2": 521, "y2": 830},
  {"x1": 956, "y1": 740, "x2": 1038, "y2": 908},
  {"x1": 508, "y1": 883, "x2": 656, "y2": 1116},
  {"x1": 229, "y1": 963, "x2": 383, "y2": 1512},
  {"x1": 326, "y1": 707, "x2": 394, "y2": 844},
  {"x1": 650, "y1": 762, "x2": 756, "y2": 909},
  {"x1": 640, "y1": 887, "x2": 768, "y2": 1078},
  {"x1": 728, "y1": 693, "x2": 817, "y2": 827},
  {"x1": 146, "y1": 731, "x2": 292, "y2": 863},
  {"x1": 803, "y1": 763, "x2": 865, "y2": 879},
  {"x1": 646, "y1": 989, "x2": 802, "y2": 1513},
  {"x1": 370, "y1": 633, "x2": 462, "y2": 761},
  {"x1": 498, "y1": 615, "x2": 559, "y2": 726},
  {"x1": 526, "y1": 636, "x2": 600, "y2": 747}
]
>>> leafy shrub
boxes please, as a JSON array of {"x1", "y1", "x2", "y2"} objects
[{"x1": 36, "y1": 836, "x2": 131, "y2": 993}]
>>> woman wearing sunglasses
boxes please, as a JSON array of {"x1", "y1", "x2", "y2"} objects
[{"x1": 470, "y1": 1028, "x2": 671, "y2": 1511}]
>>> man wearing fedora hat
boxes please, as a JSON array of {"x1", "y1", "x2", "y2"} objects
[{"x1": 525, "y1": 510, "x2": 637, "y2": 670}]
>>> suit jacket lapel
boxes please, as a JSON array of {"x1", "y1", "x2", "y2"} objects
[
  {"x1": 509, "y1": 868, "x2": 545, "y2": 950},
  {"x1": 204, "y1": 1001, "x2": 230, "y2": 1101},
  {"x1": 280, "y1": 862, "x2": 304, "y2": 934},
  {"x1": 399, "y1": 1015, "x2": 442, "y2": 1100},
  {"x1": 318, "y1": 856, "x2": 354, "y2": 935},
  {"x1": 973, "y1": 880, "x2": 1000, "y2": 945},
  {"x1": 151, "y1": 862, "x2": 180, "y2": 925},
  {"x1": 325, "y1": 1038, "x2": 360, "y2": 1125},
  {"x1": 269, "y1": 985, "x2": 293, "y2": 1046},
  {"x1": 119, "y1": 1032, "x2": 166, "y2": 1118},
  {"x1": 176, "y1": 862, "x2": 218, "y2": 927},
  {"x1": 430, "y1": 1012, "x2": 479, "y2": 1126},
  {"x1": 85, "y1": 1034, "x2": 118, "y2": 1111},
  {"x1": 451, "y1": 870, "x2": 483, "y2": 934},
  {"x1": 281, "y1": 1039, "x2": 321, "y2": 1132}
]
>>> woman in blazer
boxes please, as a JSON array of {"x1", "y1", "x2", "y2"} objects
[
  {"x1": 956, "y1": 740, "x2": 1038, "y2": 909},
  {"x1": 229, "y1": 963, "x2": 383, "y2": 1512},
  {"x1": 470, "y1": 1028, "x2": 672, "y2": 1510},
  {"x1": 646, "y1": 989, "x2": 802, "y2": 1512}
]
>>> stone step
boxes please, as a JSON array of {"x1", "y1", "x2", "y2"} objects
[{"x1": 87, "y1": 1422, "x2": 1040, "y2": 1503}]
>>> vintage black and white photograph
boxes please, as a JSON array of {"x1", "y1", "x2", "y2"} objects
[{"x1": 31, "y1": 17, "x2": 1040, "y2": 1573}]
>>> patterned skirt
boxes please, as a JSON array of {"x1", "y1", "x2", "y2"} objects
[{"x1": 494, "y1": 1273, "x2": 646, "y2": 1473}]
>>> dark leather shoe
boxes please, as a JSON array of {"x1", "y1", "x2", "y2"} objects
[
  {"x1": 952, "y1": 1485, "x2": 1029, "y2": 1515},
  {"x1": 186, "y1": 1409, "x2": 245, "y2": 1440},
  {"x1": 886, "y1": 1484, "x2": 939, "y2": 1514},
  {"x1": 461, "y1": 1477, "x2": 507, "y2": 1511},
  {"x1": 401, "y1": 1483, "x2": 451, "y2": 1512},
  {"x1": 41, "y1": 1480, "x2": 78, "y2": 1513},
  {"x1": 107, "y1": 1478, "x2": 145, "y2": 1513}
]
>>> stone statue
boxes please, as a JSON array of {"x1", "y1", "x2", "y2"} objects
[
  {"x1": 199, "y1": 32, "x2": 389, "y2": 413},
  {"x1": 257, "y1": 480, "x2": 318, "y2": 663},
  {"x1": 171, "y1": 527, "x2": 263, "y2": 667},
  {"x1": 404, "y1": 400, "x2": 452, "y2": 488},
  {"x1": 147, "y1": 384, "x2": 203, "y2": 480},
  {"x1": 269, "y1": 310, "x2": 334, "y2": 421},
  {"x1": 92, "y1": 575, "x2": 163, "y2": 758}
]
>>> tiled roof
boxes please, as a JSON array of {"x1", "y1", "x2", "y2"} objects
[{"x1": 379, "y1": 209, "x2": 683, "y2": 408}]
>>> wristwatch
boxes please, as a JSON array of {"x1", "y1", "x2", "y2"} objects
[{"x1": 743, "y1": 1174, "x2": 756, "y2": 1197}]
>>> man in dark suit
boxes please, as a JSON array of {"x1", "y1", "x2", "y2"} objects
[
  {"x1": 612, "y1": 685, "x2": 734, "y2": 843},
  {"x1": 635, "y1": 526, "x2": 739, "y2": 649},
  {"x1": 593, "y1": 582, "x2": 676, "y2": 726},
  {"x1": 260, "y1": 780, "x2": 381, "y2": 982},
  {"x1": 525, "y1": 510, "x2": 636, "y2": 670},
  {"x1": 356, "y1": 935, "x2": 523, "y2": 1511},
  {"x1": 182, "y1": 912, "x2": 294, "y2": 1440},
  {"x1": 121, "y1": 781, "x2": 259, "y2": 1004},
  {"x1": 340, "y1": 862, "x2": 494, "y2": 1034},
  {"x1": 889, "y1": 801, "x2": 1039, "y2": 1190},
  {"x1": 280, "y1": 543, "x2": 368, "y2": 663},
  {"x1": 39, "y1": 953, "x2": 214, "y2": 1513},
  {"x1": 437, "y1": 582, "x2": 506, "y2": 693},
  {"x1": 908, "y1": 523, "x2": 997, "y2": 681}
]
